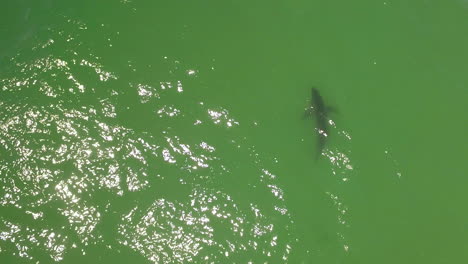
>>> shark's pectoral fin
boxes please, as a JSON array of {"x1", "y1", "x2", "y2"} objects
[{"x1": 326, "y1": 106, "x2": 338, "y2": 114}]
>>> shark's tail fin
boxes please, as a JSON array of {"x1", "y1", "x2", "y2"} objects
[{"x1": 315, "y1": 134, "x2": 326, "y2": 160}]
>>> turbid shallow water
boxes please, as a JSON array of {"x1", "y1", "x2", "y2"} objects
[{"x1": 1, "y1": 0, "x2": 467, "y2": 263}]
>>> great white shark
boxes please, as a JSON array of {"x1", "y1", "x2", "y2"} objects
[{"x1": 304, "y1": 87, "x2": 334, "y2": 159}]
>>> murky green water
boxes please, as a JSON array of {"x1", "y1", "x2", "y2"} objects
[{"x1": 1, "y1": 0, "x2": 467, "y2": 263}]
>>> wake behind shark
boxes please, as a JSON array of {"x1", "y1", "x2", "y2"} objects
[{"x1": 304, "y1": 88, "x2": 334, "y2": 159}]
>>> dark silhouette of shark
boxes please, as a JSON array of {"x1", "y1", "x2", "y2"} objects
[{"x1": 304, "y1": 88, "x2": 334, "y2": 159}]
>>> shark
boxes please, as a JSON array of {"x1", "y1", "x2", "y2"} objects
[{"x1": 304, "y1": 87, "x2": 334, "y2": 159}]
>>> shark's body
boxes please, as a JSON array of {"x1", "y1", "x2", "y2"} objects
[{"x1": 305, "y1": 88, "x2": 331, "y2": 158}]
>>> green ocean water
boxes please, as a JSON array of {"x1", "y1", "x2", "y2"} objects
[{"x1": 1, "y1": 0, "x2": 467, "y2": 263}]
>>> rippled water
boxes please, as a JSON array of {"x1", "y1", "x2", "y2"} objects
[
  {"x1": 0, "y1": 3, "x2": 304, "y2": 263},
  {"x1": 2, "y1": 1, "x2": 468, "y2": 263},
  {"x1": 0, "y1": 34, "x2": 294, "y2": 264}
]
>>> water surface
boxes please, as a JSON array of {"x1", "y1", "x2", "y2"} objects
[{"x1": 1, "y1": 1, "x2": 467, "y2": 263}]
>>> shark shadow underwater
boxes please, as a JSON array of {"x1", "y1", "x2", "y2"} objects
[{"x1": 304, "y1": 87, "x2": 336, "y2": 159}]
